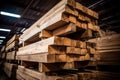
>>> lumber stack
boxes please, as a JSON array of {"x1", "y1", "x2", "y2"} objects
[
  {"x1": 16, "y1": 0, "x2": 99, "y2": 80},
  {"x1": 90, "y1": 34, "x2": 120, "y2": 65},
  {"x1": 2, "y1": 34, "x2": 20, "y2": 79},
  {"x1": 5, "y1": 34, "x2": 20, "y2": 60}
]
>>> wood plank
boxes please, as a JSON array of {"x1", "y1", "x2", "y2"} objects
[
  {"x1": 81, "y1": 29, "x2": 93, "y2": 39},
  {"x1": 95, "y1": 34, "x2": 120, "y2": 43},
  {"x1": 66, "y1": 55, "x2": 81, "y2": 62},
  {"x1": 76, "y1": 2, "x2": 98, "y2": 19},
  {"x1": 17, "y1": 53, "x2": 55, "y2": 63},
  {"x1": 96, "y1": 46, "x2": 120, "y2": 50},
  {"x1": 19, "y1": 0, "x2": 77, "y2": 44},
  {"x1": 6, "y1": 51, "x2": 16, "y2": 60},
  {"x1": 78, "y1": 14, "x2": 85, "y2": 21},
  {"x1": 80, "y1": 41, "x2": 87, "y2": 48},
  {"x1": 66, "y1": 47, "x2": 81, "y2": 54},
  {"x1": 81, "y1": 49, "x2": 87, "y2": 55},
  {"x1": 6, "y1": 34, "x2": 20, "y2": 47},
  {"x1": 88, "y1": 23, "x2": 100, "y2": 31},
  {"x1": 17, "y1": 53, "x2": 66, "y2": 63},
  {"x1": 18, "y1": 36, "x2": 82, "y2": 55},
  {"x1": 53, "y1": 23, "x2": 76, "y2": 36},
  {"x1": 84, "y1": 54, "x2": 91, "y2": 60},
  {"x1": 67, "y1": 0, "x2": 76, "y2": 8},
  {"x1": 87, "y1": 46, "x2": 96, "y2": 54},
  {"x1": 96, "y1": 52, "x2": 120, "y2": 61},
  {"x1": 38, "y1": 62, "x2": 75, "y2": 72},
  {"x1": 17, "y1": 45, "x2": 66, "y2": 55},
  {"x1": 97, "y1": 49, "x2": 120, "y2": 53},
  {"x1": 76, "y1": 21, "x2": 87, "y2": 30},
  {"x1": 69, "y1": 15, "x2": 76, "y2": 23},
  {"x1": 39, "y1": 30, "x2": 53, "y2": 38},
  {"x1": 6, "y1": 41, "x2": 18, "y2": 51},
  {"x1": 18, "y1": 66, "x2": 46, "y2": 80},
  {"x1": 17, "y1": 70, "x2": 39, "y2": 80}
]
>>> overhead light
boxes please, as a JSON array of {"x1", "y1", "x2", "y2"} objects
[
  {"x1": 0, "y1": 11, "x2": 21, "y2": 18},
  {"x1": 0, "y1": 28, "x2": 11, "y2": 32},
  {"x1": 0, "y1": 40, "x2": 3, "y2": 42},
  {"x1": 0, "y1": 36, "x2": 6, "y2": 39},
  {"x1": 21, "y1": 28, "x2": 26, "y2": 32}
]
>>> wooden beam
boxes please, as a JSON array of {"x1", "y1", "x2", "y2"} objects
[
  {"x1": 81, "y1": 49, "x2": 88, "y2": 55},
  {"x1": 38, "y1": 62, "x2": 75, "y2": 72},
  {"x1": 17, "y1": 53, "x2": 66, "y2": 63},
  {"x1": 17, "y1": 66, "x2": 46, "y2": 80},
  {"x1": 18, "y1": 36, "x2": 82, "y2": 55},
  {"x1": 6, "y1": 34, "x2": 20, "y2": 47},
  {"x1": 6, "y1": 51, "x2": 16, "y2": 60},
  {"x1": 17, "y1": 45, "x2": 66, "y2": 55},
  {"x1": 76, "y1": 2, "x2": 98, "y2": 19},
  {"x1": 39, "y1": 30, "x2": 53, "y2": 38},
  {"x1": 66, "y1": 47, "x2": 81, "y2": 54},
  {"x1": 5, "y1": 41, "x2": 18, "y2": 51},
  {"x1": 53, "y1": 23, "x2": 76, "y2": 36},
  {"x1": 17, "y1": 70, "x2": 38, "y2": 80}
]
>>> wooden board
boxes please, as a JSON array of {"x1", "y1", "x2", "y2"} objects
[
  {"x1": 5, "y1": 41, "x2": 18, "y2": 51},
  {"x1": 38, "y1": 62, "x2": 78, "y2": 72},
  {"x1": 76, "y1": 2, "x2": 98, "y2": 19},
  {"x1": 66, "y1": 47, "x2": 81, "y2": 54},
  {"x1": 39, "y1": 30, "x2": 53, "y2": 38},
  {"x1": 17, "y1": 45, "x2": 66, "y2": 55},
  {"x1": 53, "y1": 23, "x2": 76, "y2": 36},
  {"x1": 17, "y1": 53, "x2": 66, "y2": 63},
  {"x1": 6, "y1": 51, "x2": 16, "y2": 60},
  {"x1": 18, "y1": 36, "x2": 82, "y2": 55},
  {"x1": 88, "y1": 23, "x2": 100, "y2": 31},
  {"x1": 6, "y1": 34, "x2": 20, "y2": 47},
  {"x1": 17, "y1": 66, "x2": 46, "y2": 80},
  {"x1": 17, "y1": 65, "x2": 78, "y2": 80},
  {"x1": 17, "y1": 70, "x2": 39, "y2": 80}
]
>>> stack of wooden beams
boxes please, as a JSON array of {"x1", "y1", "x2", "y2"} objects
[
  {"x1": 16, "y1": 0, "x2": 99, "y2": 80},
  {"x1": 94, "y1": 34, "x2": 120, "y2": 65},
  {"x1": 2, "y1": 34, "x2": 20, "y2": 79}
]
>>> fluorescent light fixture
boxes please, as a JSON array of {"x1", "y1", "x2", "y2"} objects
[
  {"x1": 0, "y1": 40, "x2": 3, "y2": 42},
  {"x1": 0, "y1": 36, "x2": 6, "y2": 39},
  {"x1": 0, "y1": 28, "x2": 11, "y2": 32},
  {"x1": 0, "y1": 11, "x2": 21, "y2": 18},
  {"x1": 21, "y1": 28, "x2": 26, "y2": 32}
]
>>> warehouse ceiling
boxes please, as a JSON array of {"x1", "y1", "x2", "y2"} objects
[{"x1": 0, "y1": 0, "x2": 120, "y2": 48}]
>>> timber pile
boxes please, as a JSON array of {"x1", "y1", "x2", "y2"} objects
[
  {"x1": 5, "y1": 34, "x2": 20, "y2": 61},
  {"x1": 88, "y1": 34, "x2": 120, "y2": 65},
  {"x1": 2, "y1": 34, "x2": 20, "y2": 79},
  {"x1": 16, "y1": 0, "x2": 99, "y2": 80}
]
